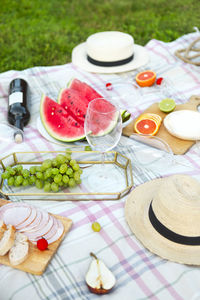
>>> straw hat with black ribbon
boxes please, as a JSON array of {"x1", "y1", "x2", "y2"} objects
[
  {"x1": 72, "y1": 31, "x2": 149, "y2": 73},
  {"x1": 125, "y1": 174, "x2": 200, "y2": 265}
]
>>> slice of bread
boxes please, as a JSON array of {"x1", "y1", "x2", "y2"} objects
[
  {"x1": 9, "y1": 232, "x2": 29, "y2": 266},
  {"x1": 0, "y1": 220, "x2": 7, "y2": 239},
  {"x1": 0, "y1": 224, "x2": 16, "y2": 256}
]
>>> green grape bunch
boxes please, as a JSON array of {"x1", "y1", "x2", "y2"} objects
[{"x1": 1, "y1": 150, "x2": 83, "y2": 193}]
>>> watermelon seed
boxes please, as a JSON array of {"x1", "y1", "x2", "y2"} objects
[
  {"x1": 51, "y1": 112, "x2": 54, "y2": 115},
  {"x1": 58, "y1": 110, "x2": 62, "y2": 113},
  {"x1": 65, "y1": 106, "x2": 68, "y2": 110}
]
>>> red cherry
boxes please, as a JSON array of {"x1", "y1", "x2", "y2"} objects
[
  {"x1": 105, "y1": 82, "x2": 112, "y2": 90},
  {"x1": 37, "y1": 237, "x2": 48, "y2": 251},
  {"x1": 156, "y1": 77, "x2": 164, "y2": 85}
]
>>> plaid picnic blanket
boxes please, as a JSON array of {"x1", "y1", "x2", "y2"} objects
[{"x1": 0, "y1": 29, "x2": 200, "y2": 300}]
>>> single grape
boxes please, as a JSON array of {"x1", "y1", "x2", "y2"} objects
[
  {"x1": 6, "y1": 166, "x2": 12, "y2": 172},
  {"x1": 22, "y1": 169, "x2": 30, "y2": 178},
  {"x1": 9, "y1": 168, "x2": 16, "y2": 176},
  {"x1": 52, "y1": 168, "x2": 59, "y2": 175},
  {"x1": 22, "y1": 179, "x2": 29, "y2": 186},
  {"x1": 77, "y1": 168, "x2": 83, "y2": 175},
  {"x1": 36, "y1": 166, "x2": 42, "y2": 172},
  {"x1": 14, "y1": 180, "x2": 21, "y2": 187},
  {"x1": 44, "y1": 168, "x2": 52, "y2": 178},
  {"x1": 62, "y1": 175, "x2": 69, "y2": 184},
  {"x1": 66, "y1": 167, "x2": 73, "y2": 176},
  {"x1": 65, "y1": 153, "x2": 71, "y2": 161},
  {"x1": 30, "y1": 166, "x2": 36, "y2": 175},
  {"x1": 91, "y1": 222, "x2": 101, "y2": 232},
  {"x1": 8, "y1": 177, "x2": 14, "y2": 186},
  {"x1": 16, "y1": 175, "x2": 23, "y2": 185},
  {"x1": 59, "y1": 164, "x2": 68, "y2": 174},
  {"x1": 42, "y1": 159, "x2": 52, "y2": 170},
  {"x1": 16, "y1": 165, "x2": 23, "y2": 173},
  {"x1": 84, "y1": 145, "x2": 92, "y2": 151},
  {"x1": 58, "y1": 180, "x2": 64, "y2": 187},
  {"x1": 1, "y1": 172, "x2": 10, "y2": 180},
  {"x1": 51, "y1": 158, "x2": 58, "y2": 167},
  {"x1": 56, "y1": 154, "x2": 66, "y2": 164},
  {"x1": 69, "y1": 159, "x2": 76, "y2": 166},
  {"x1": 74, "y1": 172, "x2": 80, "y2": 182},
  {"x1": 75, "y1": 178, "x2": 81, "y2": 185},
  {"x1": 72, "y1": 164, "x2": 79, "y2": 171},
  {"x1": 6, "y1": 166, "x2": 15, "y2": 175},
  {"x1": 35, "y1": 179, "x2": 44, "y2": 189},
  {"x1": 36, "y1": 171, "x2": 44, "y2": 180},
  {"x1": 29, "y1": 175, "x2": 36, "y2": 184},
  {"x1": 68, "y1": 178, "x2": 76, "y2": 188},
  {"x1": 54, "y1": 174, "x2": 62, "y2": 184},
  {"x1": 51, "y1": 182, "x2": 59, "y2": 192},
  {"x1": 44, "y1": 182, "x2": 51, "y2": 192}
]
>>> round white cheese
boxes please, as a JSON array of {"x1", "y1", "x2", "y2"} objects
[{"x1": 164, "y1": 110, "x2": 200, "y2": 140}]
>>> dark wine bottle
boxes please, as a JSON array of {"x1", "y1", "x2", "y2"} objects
[{"x1": 8, "y1": 78, "x2": 30, "y2": 143}]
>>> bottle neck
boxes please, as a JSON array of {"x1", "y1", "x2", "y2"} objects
[{"x1": 15, "y1": 116, "x2": 24, "y2": 131}]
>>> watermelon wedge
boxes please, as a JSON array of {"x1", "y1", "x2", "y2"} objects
[
  {"x1": 40, "y1": 95, "x2": 85, "y2": 142},
  {"x1": 68, "y1": 78, "x2": 103, "y2": 104},
  {"x1": 57, "y1": 88, "x2": 88, "y2": 124}
]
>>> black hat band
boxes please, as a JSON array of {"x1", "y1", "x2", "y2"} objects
[
  {"x1": 87, "y1": 54, "x2": 134, "y2": 67},
  {"x1": 149, "y1": 201, "x2": 200, "y2": 246}
]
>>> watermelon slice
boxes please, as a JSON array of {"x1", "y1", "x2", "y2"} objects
[
  {"x1": 40, "y1": 95, "x2": 85, "y2": 142},
  {"x1": 68, "y1": 78, "x2": 103, "y2": 104},
  {"x1": 58, "y1": 88, "x2": 88, "y2": 124}
]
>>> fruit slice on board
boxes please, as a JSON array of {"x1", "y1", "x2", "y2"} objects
[
  {"x1": 68, "y1": 78, "x2": 103, "y2": 104},
  {"x1": 136, "y1": 70, "x2": 156, "y2": 87},
  {"x1": 159, "y1": 98, "x2": 176, "y2": 113},
  {"x1": 40, "y1": 95, "x2": 85, "y2": 142},
  {"x1": 134, "y1": 113, "x2": 162, "y2": 136}
]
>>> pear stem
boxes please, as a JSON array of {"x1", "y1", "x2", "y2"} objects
[{"x1": 90, "y1": 252, "x2": 98, "y2": 260}]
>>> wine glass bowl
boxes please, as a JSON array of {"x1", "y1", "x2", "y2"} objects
[
  {"x1": 84, "y1": 98, "x2": 122, "y2": 191},
  {"x1": 84, "y1": 98, "x2": 122, "y2": 153}
]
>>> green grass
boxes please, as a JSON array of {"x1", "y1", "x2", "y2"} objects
[{"x1": 0, "y1": 0, "x2": 199, "y2": 73}]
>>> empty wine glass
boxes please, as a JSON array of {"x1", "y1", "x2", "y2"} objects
[{"x1": 84, "y1": 98, "x2": 122, "y2": 189}]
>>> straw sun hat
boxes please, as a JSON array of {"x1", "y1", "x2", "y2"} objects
[
  {"x1": 125, "y1": 174, "x2": 200, "y2": 265},
  {"x1": 72, "y1": 31, "x2": 149, "y2": 73}
]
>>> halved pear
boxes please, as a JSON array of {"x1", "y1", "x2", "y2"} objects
[{"x1": 85, "y1": 253, "x2": 116, "y2": 294}]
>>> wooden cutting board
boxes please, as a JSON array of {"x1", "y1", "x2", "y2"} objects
[
  {"x1": 122, "y1": 95, "x2": 200, "y2": 155},
  {"x1": 0, "y1": 199, "x2": 72, "y2": 275}
]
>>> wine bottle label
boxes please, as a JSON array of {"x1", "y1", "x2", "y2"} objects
[{"x1": 9, "y1": 92, "x2": 23, "y2": 105}]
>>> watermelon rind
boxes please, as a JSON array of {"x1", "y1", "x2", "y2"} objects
[{"x1": 40, "y1": 94, "x2": 86, "y2": 143}]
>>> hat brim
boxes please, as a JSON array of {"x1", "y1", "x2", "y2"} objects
[
  {"x1": 72, "y1": 42, "x2": 149, "y2": 74},
  {"x1": 125, "y1": 178, "x2": 200, "y2": 265}
]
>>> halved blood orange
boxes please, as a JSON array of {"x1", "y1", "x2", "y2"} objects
[
  {"x1": 136, "y1": 70, "x2": 156, "y2": 87},
  {"x1": 134, "y1": 113, "x2": 162, "y2": 135}
]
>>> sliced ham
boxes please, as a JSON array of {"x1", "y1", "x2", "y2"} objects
[
  {"x1": 25, "y1": 214, "x2": 54, "y2": 242},
  {"x1": 47, "y1": 218, "x2": 64, "y2": 244},
  {"x1": 0, "y1": 203, "x2": 31, "y2": 228},
  {"x1": 0, "y1": 203, "x2": 65, "y2": 245},
  {"x1": 19, "y1": 210, "x2": 42, "y2": 232},
  {"x1": 16, "y1": 207, "x2": 37, "y2": 230}
]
